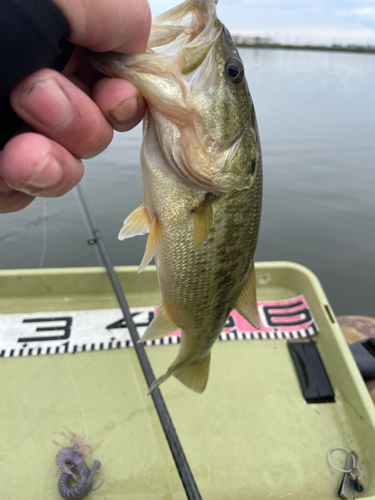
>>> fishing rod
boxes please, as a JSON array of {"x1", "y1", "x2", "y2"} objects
[{"x1": 76, "y1": 183, "x2": 202, "y2": 500}]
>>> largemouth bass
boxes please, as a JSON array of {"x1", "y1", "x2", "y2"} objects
[{"x1": 91, "y1": 0, "x2": 262, "y2": 394}]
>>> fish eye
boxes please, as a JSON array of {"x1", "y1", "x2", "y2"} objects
[{"x1": 225, "y1": 58, "x2": 244, "y2": 84}]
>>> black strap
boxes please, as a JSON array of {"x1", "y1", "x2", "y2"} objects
[
  {"x1": 76, "y1": 184, "x2": 202, "y2": 500},
  {"x1": 0, "y1": 0, "x2": 75, "y2": 147}
]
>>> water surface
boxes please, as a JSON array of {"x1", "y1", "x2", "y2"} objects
[{"x1": 1, "y1": 48, "x2": 374, "y2": 316}]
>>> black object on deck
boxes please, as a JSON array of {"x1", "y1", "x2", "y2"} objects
[
  {"x1": 350, "y1": 338, "x2": 375, "y2": 380},
  {"x1": 288, "y1": 340, "x2": 335, "y2": 403},
  {"x1": 76, "y1": 183, "x2": 202, "y2": 500}
]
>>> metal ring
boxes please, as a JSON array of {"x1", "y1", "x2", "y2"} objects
[
  {"x1": 327, "y1": 447, "x2": 357, "y2": 473},
  {"x1": 350, "y1": 467, "x2": 363, "y2": 481}
]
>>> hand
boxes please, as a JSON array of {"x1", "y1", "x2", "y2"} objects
[{"x1": 0, "y1": 0, "x2": 151, "y2": 213}]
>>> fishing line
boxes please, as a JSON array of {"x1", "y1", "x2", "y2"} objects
[
  {"x1": 76, "y1": 183, "x2": 202, "y2": 500},
  {"x1": 39, "y1": 198, "x2": 48, "y2": 268}
]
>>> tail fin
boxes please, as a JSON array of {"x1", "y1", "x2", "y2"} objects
[
  {"x1": 148, "y1": 371, "x2": 174, "y2": 395},
  {"x1": 174, "y1": 354, "x2": 211, "y2": 393},
  {"x1": 148, "y1": 354, "x2": 211, "y2": 394}
]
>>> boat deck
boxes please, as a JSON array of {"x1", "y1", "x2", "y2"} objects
[{"x1": 0, "y1": 262, "x2": 374, "y2": 499}]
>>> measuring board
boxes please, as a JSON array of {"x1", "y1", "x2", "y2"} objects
[{"x1": 0, "y1": 295, "x2": 318, "y2": 358}]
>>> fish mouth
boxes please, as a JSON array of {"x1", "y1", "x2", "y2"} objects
[
  {"x1": 147, "y1": 0, "x2": 222, "y2": 77},
  {"x1": 89, "y1": 0, "x2": 221, "y2": 76},
  {"x1": 90, "y1": 0, "x2": 255, "y2": 193},
  {"x1": 149, "y1": 1, "x2": 219, "y2": 49},
  {"x1": 88, "y1": 0, "x2": 223, "y2": 126}
]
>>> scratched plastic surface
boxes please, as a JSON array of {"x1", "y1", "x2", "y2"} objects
[{"x1": 0, "y1": 262, "x2": 375, "y2": 499}]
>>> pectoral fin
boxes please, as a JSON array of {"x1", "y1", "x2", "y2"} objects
[
  {"x1": 139, "y1": 217, "x2": 159, "y2": 273},
  {"x1": 193, "y1": 196, "x2": 212, "y2": 248},
  {"x1": 235, "y1": 264, "x2": 261, "y2": 330},
  {"x1": 118, "y1": 204, "x2": 151, "y2": 241},
  {"x1": 139, "y1": 304, "x2": 177, "y2": 342}
]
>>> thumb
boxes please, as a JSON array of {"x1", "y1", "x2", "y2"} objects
[{"x1": 52, "y1": 0, "x2": 151, "y2": 54}]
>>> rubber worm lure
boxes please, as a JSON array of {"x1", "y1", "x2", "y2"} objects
[{"x1": 56, "y1": 446, "x2": 104, "y2": 500}]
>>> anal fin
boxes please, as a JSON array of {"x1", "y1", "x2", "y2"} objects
[
  {"x1": 139, "y1": 304, "x2": 177, "y2": 343},
  {"x1": 118, "y1": 204, "x2": 151, "y2": 241},
  {"x1": 193, "y1": 195, "x2": 212, "y2": 249},
  {"x1": 235, "y1": 264, "x2": 261, "y2": 330},
  {"x1": 139, "y1": 216, "x2": 159, "y2": 273}
]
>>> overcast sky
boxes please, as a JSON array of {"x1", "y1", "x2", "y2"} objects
[{"x1": 149, "y1": 0, "x2": 375, "y2": 45}]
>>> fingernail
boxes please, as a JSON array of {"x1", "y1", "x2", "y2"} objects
[
  {"x1": 24, "y1": 154, "x2": 63, "y2": 192},
  {"x1": 21, "y1": 80, "x2": 74, "y2": 130},
  {"x1": 110, "y1": 96, "x2": 138, "y2": 124}
]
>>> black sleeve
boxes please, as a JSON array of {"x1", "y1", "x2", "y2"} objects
[{"x1": 0, "y1": 0, "x2": 75, "y2": 148}]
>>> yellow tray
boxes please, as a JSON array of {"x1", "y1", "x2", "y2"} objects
[{"x1": 0, "y1": 262, "x2": 374, "y2": 499}]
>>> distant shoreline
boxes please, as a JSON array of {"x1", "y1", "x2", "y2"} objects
[{"x1": 235, "y1": 43, "x2": 375, "y2": 54}]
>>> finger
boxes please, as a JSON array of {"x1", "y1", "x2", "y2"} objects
[
  {"x1": 0, "y1": 170, "x2": 34, "y2": 214},
  {"x1": 10, "y1": 69, "x2": 113, "y2": 159},
  {"x1": 92, "y1": 78, "x2": 147, "y2": 132},
  {"x1": 0, "y1": 190, "x2": 35, "y2": 213},
  {"x1": 1, "y1": 133, "x2": 84, "y2": 201},
  {"x1": 53, "y1": 0, "x2": 151, "y2": 54},
  {"x1": 64, "y1": 46, "x2": 100, "y2": 88}
]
